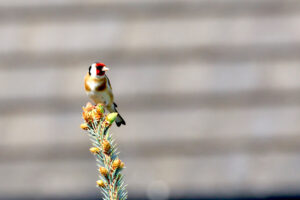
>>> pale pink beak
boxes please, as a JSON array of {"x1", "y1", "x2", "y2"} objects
[{"x1": 102, "y1": 66, "x2": 109, "y2": 71}]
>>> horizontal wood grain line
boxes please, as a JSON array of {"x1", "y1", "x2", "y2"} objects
[
  {"x1": 2, "y1": 134, "x2": 300, "y2": 163},
  {"x1": 1, "y1": 0, "x2": 300, "y2": 23},
  {"x1": 1, "y1": 89, "x2": 300, "y2": 114},
  {"x1": 3, "y1": 153, "x2": 300, "y2": 197},
  {"x1": 5, "y1": 17, "x2": 300, "y2": 54},
  {"x1": 2, "y1": 43, "x2": 300, "y2": 68},
  {"x1": 0, "y1": 196, "x2": 100, "y2": 200},
  {"x1": 1, "y1": 156, "x2": 300, "y2": 198}
]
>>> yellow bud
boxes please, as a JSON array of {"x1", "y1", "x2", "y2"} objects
[
  {"x1": 85, "y1": 102, "x2": 94, "y2": 111},
  {"x1": 91, "y1": 110, "x2": 101, "y2": 121},
  {"x1": 96, "y1": 104, "x2": 105, "y2": 114},
  {"x1": 96, "y1": 180, "x2": 105, "y2": 187},
  {"x1": 103, "y1": 140, "x2": 111, "y2": 153},
  {"x1": 106, "y1": 112, "x2": 118, "y2": 124},
  {"x1": 99, "y1": 167, "x2": 108, "y2": 176},
  {"x1": 120, "y1": 162, "x2": 125, "y2": 169},
  {"x1": 82, "y1": 111, "x2": 93, "y2": 122},
  {"x1": 112, "y1": 159, "x2": 121, "y2": 169},
  {"x1": 89, "y1": 147, "x2": 100, "y2": 154},
  {"x1": 80, "y1": 123, "x2": 89, "y2": 130}
]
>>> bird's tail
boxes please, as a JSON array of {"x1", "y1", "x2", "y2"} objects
[
  {"x1": 115, "y1": 113, "x2": 126, "y2": 127},
  {"x1": 109, "y1": 103, "x2": 126, "y2": 127}
]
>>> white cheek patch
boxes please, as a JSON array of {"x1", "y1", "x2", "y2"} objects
[{"x1": 90, "y1": 64, "x2": 97, "y2": 77}]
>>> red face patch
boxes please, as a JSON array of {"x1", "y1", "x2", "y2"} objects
[
  {"x1": 96, "y1": 63, "x2": 105, "y2": 67},
  {"x1": 95, "y1": 62, "x2": 106, "y2": 76},
  {"x1": 96, "y1": 68, "x2": 101, "y2": 75}
]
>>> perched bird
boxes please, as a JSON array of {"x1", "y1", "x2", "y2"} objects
[{"x1": 84, "y1": 62, "x2": 126, "y2": 127}]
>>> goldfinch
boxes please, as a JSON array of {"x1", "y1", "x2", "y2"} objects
[{"x1": 84, "y1": 62, "x2": 126, "y2": 127}]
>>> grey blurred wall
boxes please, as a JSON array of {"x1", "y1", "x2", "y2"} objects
[{"x1": 1, "y1": 0, "x2": 300, "y2": 199}]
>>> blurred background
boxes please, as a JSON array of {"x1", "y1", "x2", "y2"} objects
[{"x1": 1, "y1": 0, "x2": 300, "y2": 199}]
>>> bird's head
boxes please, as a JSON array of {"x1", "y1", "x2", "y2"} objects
[{"x1": 88, "y1": 62, "x2": 109, "y2": 78}]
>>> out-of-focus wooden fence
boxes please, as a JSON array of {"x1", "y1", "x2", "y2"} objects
[{"x1": 1, "y1": 0, "x2": 300, "y2": 198}]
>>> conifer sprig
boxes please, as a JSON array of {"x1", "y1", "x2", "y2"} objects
[{"x1": 81, "y1": 102, "x2": 127, "y2": 200}]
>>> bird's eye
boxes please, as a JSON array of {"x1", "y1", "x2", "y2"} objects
[{"x1": 96, "y1": 67, "x2": 105, "y2": 76}]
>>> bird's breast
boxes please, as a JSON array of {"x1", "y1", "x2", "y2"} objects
[
  {"x1": 85, "y1": 77, "x2": 112, "y2": 105},
  {"x1": 85, "y1": 77, "x2": 107, "y2": 91}
]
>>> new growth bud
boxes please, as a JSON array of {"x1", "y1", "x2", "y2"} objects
[
  {"x1": 103, "y1": 140, "x2": 111, "y2": 153},
  {"x1": 96, "y1": 180, "x2": 106, "y2": 187},
  {"x1": 112, "y1": 159, "x2": 122, "y2": 169},
  {"x1": 80, "y1": 123, "x2": 89, "y2": 130},
  {"x1": 120, "y1": 162, "x2": 125, "y2": 169},
  {"x1": 91, "y1": 110, "x2": 101, "y2": 120},
  {"x1": 89, "y1": 147, "x2": 100, "y2": 154},
  {"x1": 99, "y1": 167, "x2": 108, "y2": 177},
  {"x1": 96, "y1": 104, "x2": 105, "y2": 114},
  {"x1": 106, "y1": 112, "x2": 118, "y2": 125}
]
